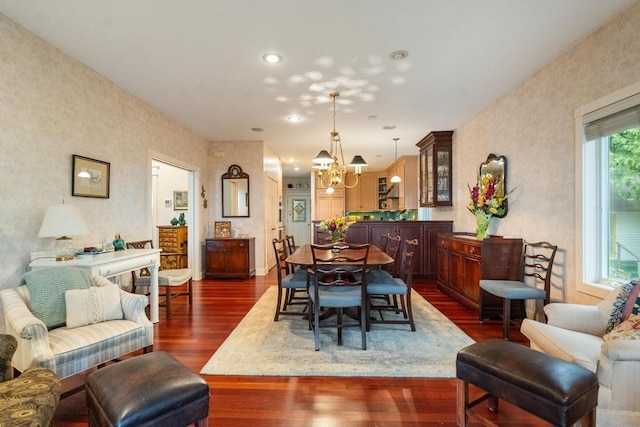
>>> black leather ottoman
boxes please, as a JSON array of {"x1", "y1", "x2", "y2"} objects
[
  {"x1": 456, "y1": 339, "x2": 598, "y2": 427},
  {"x1": 86, "y1": 351, "x2": 209, "y2": 427}
]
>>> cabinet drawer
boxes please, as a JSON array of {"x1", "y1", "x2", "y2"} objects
[{"x1": 439, "y1": 238, "x2": 481, "y2": 256}]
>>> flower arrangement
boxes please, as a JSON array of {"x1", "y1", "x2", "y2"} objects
[
  {"x1": 318, "y1": 215, "x2": 352, "y2": 244},
  {"x1": 467, "y1": 174, "x2": 509, "y2": 240},
  {"x1": 468, "y1": 174, "x2": 508, "y2": 217}
]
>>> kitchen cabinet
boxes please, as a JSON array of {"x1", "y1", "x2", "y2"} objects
[
  {"x1": 436, "y1": 233, "x2": 523, "y2": 313},
  {"x1": 345, "y1": 173, "x2": 378, "y2": 212},
  {"x1": 416, "y1": 131, "x2": 453, "y2": 207},
  {"x1": 157, "y1": 226, "x2": 188, "y2": 269},
  {"x1": 313, "y1": 221, "x2": 453, "y2": 278},
  {"x1": 377, "y1": 176, "x2": 388, "y2": 210},
  {"x1": 385, "y1": 156, "x2": 418, "y2": 210},
  {"x1": 314, "y1": 188, "x2": 344, "y2": 220},
  {"x1": 205, "y1": 238, "x2": 256, "y2": 278}
]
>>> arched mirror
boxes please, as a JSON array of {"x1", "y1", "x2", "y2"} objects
[
  {"x1": 222, "y1": 164, "x2": 250, "y2": 217},
  {"x1": 479, "y1": 154, "x2": 508, "y2": 217}
]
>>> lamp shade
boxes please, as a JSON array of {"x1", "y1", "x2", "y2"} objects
[
  {"x1": 313, "y1": 150, "x2": 333, "y2": 164},
  {"x1": 38, "y1": 204, "x2": 90, "y2": 238}
]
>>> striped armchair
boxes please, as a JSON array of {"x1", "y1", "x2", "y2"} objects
[{"x1": 0, "y1": 275, "x2": 153, "y2": 379}]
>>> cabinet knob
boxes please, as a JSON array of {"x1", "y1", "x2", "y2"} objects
[{"x1": 469, "y1": 247, "x2": 475, "y2": 254}]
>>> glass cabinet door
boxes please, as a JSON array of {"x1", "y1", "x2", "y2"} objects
[{"x1": 416, "y1": 131, "x2": 453, "y2": 207}]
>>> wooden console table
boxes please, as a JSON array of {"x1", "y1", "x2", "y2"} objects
[
  {"x1": 29, "y1": 249, "x2": 162, "y2": 323},
  {"x1": 436, "y1": 233, "x2": 523, "y2": 313}
]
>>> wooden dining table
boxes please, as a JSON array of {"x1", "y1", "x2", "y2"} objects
[{"x1": 284, "y1": 244, "x2": 394, "y2": 268}]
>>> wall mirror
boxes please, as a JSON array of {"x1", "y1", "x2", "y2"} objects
[
  {"x1": 222, "y1": 164, "x2": 250, "y2": 217},
  {"x1": 479, "y1": 154, "x2": 508, "y2": 218}
]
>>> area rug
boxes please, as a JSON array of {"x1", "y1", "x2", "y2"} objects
[{"x1": 201, "y1": 286, "x2": 474, "y2": 377}]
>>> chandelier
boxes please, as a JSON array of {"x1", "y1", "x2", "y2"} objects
[{"x1": 312, "y1": 92, "x2": 367, "y2": 193}]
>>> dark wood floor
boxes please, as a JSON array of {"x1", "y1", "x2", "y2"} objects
[{"x1": 53, "y1": 271, "x2": 545, "y2": 426}]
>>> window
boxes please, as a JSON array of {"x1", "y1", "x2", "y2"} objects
[{"x1": 576, "y1": 83, "x2": 640, "y2": 297}]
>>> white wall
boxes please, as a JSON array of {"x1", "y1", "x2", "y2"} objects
[{"x1": 152, "y1": 160, "x2": 190, "y2": 229}]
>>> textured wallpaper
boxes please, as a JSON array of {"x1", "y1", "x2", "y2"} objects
[
  {"x1": 429, "y1": 3, "x2": 640, "y2": 304},
  {"x1": 0, "y1": 15, "x2": 210, "y2": 288}
]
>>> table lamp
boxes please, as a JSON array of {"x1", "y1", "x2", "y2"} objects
[{"x1": 38, "y1": 203, "x2": 90, "y2": 261}]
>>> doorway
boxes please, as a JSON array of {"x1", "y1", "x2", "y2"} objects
[
  {"x1": 150, "y1": 152, "x2": 202, "y2": 280},
  {"x1": 285, "y1": 190, "x2": 311, "y2": 247}
]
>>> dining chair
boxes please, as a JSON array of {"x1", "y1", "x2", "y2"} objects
[
  {"x1": 285, "y1": 234, "x2": 298, "y2": 255},
  {"x1": 479, "y1": 241, "x2": 558, "y2": 340},
  {"x1": 367, "y1": 235, "x2": 402, "y2": 307},
  {"x1": 126, "y1": 240, "x2": 193, "y2": 319},
  {"x1": 272, "y1": 238, "x2": 308, "y2": 321},
  {"x1": 308, "y1": 243, "x2": 370, "y2": 351},
  {"x1": 367, "y1": 239, "x2": 418, "y2": 331}
]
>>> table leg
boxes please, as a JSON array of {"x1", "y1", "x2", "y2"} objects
[{"x1": 149, "y1": 262, "x2": 159, "y2": 323}]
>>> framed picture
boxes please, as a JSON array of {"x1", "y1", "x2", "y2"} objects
[
  {"x1": 214, "y1": 221, "x2": 232, "y2": 238},
  {"x1": 72, "y1": 155, "x2": 110, "y2": 198},
  {"x1": 173, "y1": 190, "x2": 188, "y2": 210}
]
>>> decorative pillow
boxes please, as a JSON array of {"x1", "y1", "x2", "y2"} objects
[
  {"x1": 603, "y1": 313, "x2": 640, "y2": 341},
  {"x1": 21, "y1": 267, "x2": 94, "y2": 330},
  {"x1": 605, "y1": 280, "x2": 640, "y2": 333},
  {"x1": 65, "y1": 284, "x2": 123, "y2": 328}
]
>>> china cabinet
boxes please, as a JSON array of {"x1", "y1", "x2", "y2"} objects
[{"x1": 416, "y1": 131, "x2": 453, "y2": 207}]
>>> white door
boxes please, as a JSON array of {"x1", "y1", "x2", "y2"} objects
[{"x1": 286, "y1": 192, "x2": 311, "y2": 247}]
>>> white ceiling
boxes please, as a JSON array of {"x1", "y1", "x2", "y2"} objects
[{"x1": 1, "y1": 0, "x2": 637, "y2": 177}]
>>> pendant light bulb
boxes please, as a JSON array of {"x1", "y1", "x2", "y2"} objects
[{"x1": 391, "y1": 138, "x2": 402, "y2": 183}]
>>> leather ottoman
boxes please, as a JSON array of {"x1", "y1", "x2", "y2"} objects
[
  {"x1": 86, "y1": 351, "x2": 209, "y2": 427},
  {"x1": 456, "y1": 339, "x2": 598, "y2": 427}
]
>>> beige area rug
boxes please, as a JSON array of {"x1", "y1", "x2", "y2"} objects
[{"x1": 201, "y1": 286, "x2": 474, "y2": 377}]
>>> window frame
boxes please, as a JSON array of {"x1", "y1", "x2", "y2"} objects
[{"x1": 575, "y1": 81, "x2": 640, "y2": 298}]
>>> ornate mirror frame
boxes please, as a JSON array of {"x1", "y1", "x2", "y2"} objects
[
  {"x1": 479, "y1": 154, "x2": 508, "y2": 218},
  {"x1": 222, "y1": 164, "x2": 250, "y2": 218}
]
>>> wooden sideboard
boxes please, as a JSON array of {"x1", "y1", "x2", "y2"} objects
[
  {"x1": 436, "y1": 233, "x2": 523, "y2": 313},
  {"x1": 205, "y1": 238, "x2": 256, "y2": 279},
  {"x1": 313, "y1": 221, "x2": 453, "y2": 278},
  {"x1": 157, "y1": 226, "x2": 188, "y2": 269}
]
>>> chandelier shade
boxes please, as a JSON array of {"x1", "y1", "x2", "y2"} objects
[{"x1": 312, "y1": 92, "x2": 367, "y2": 191}]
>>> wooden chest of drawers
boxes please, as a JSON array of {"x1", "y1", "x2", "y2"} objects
[
  {"x1": 205, "y1": 238, "x2": 256, "y2": 279},
  {"x1": 157, "y1": 226, "x2": 188, "y2": 269}
]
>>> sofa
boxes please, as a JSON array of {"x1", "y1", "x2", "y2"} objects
[
  {"x1": 0, "y1": 333, "x2": 60, "y2": 426},
  {"x1": 521, "y1": 283, "x2": 640, "y2": 426},
  {"x1": 0, "y1": 268, "x2": 153, "y2": 380}
]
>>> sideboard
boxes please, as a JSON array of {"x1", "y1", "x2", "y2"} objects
[
  {"x1": 436, "y1": 233, "x2": 523, "y2": 314},
  {"x1": 205, "y1": 238, "x2": 256, "y2": 279}
]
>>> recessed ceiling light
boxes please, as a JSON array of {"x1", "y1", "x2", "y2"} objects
[
  {"x1": 287, "y1": 115, "x2": 302, "y2": 122},
  {"x1": 262, "y1": 52, "x2": 283, "y2": 64},
  {"x1": 251, "y1": 127, "x2": 264, "y2": 132},
  {"x1": 389, "y1": 50, "x2": 409, "y2": 61},
  {"x1": 383, "y1": 125, "x2": 396, "y2": 130}
]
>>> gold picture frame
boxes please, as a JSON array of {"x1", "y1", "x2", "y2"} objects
[
  {"x1": 214, "y1": 221, "x2": 232, "y2": 238},
  {"x1": 173, "y1": 190, "x2": 188, "y2": 210},
  {"x1": 72, "y1": 155, "x2": 110, "y2": 198}
]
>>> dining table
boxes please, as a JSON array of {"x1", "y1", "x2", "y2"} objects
[
  {"x1": 285, "y1": 243, "x2": 394, "y2": 321},
  {"x1": 284, "y1": 243, "x2": 394, "y2": 269}
]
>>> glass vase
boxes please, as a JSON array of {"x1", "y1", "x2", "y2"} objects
[{"x1": 475, "y1": 211, "x2": 492, "y2": 240}]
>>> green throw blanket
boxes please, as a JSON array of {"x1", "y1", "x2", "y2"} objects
[{"x1": 21, "y1": 267, "x2": 94, "y2": 330}]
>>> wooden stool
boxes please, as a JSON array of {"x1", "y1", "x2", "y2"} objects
[
  {"x1": 456, "y1": 339, "x2": 598, "y2": 426},
  {"x1": 86, "y1": 351, "x2": 209, "y2": 427}
]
